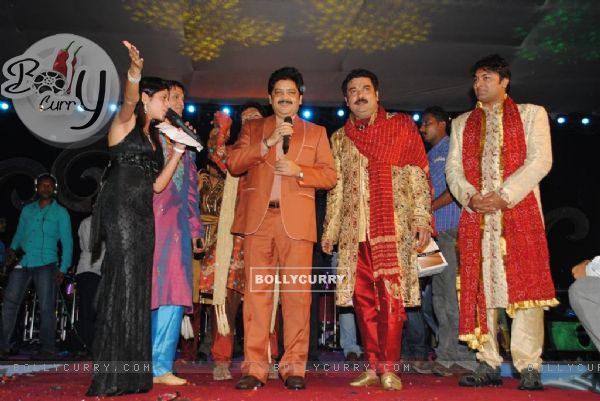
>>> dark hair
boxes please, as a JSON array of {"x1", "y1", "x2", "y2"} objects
[
  {"x1": 471, "y1": 54, "x2": 511, "y2": 81},
  {"x1": 268, "y1": 67, "x2": 305, "y2": 94},
  {"x1": 423, "y1": 106, "x2": 450, "y2": 134},
  {"x1": 134, "y1": 77, "x2": 169, "y2": 158},
  {"x1": 166, "y1": 79, "x2": 185, "y2": 94},
  {"x1": 240, "y1": 102, "x2": 266, "y2": 118},
  {"x1": 341, "y1": 69, "x2": 379, "y2": 95},
  {"x1": 36, "y1": 173, "x2": 57, "y2": 186}
]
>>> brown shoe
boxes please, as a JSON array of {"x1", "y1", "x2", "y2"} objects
[
  {"x1": 235, "y1": 375, "x2": 264, "y2": 390},
  {"x1": 284, "y1": 376, "x2": 306, "y2": 390}
]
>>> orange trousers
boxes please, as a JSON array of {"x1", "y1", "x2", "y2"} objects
[{"x1": 241, "y1": 208, "x2": 313, "y2": 383}]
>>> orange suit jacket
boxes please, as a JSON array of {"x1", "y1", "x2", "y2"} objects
[{"x1": 228, "y1": 115, "x2": 336, "y2": 243}]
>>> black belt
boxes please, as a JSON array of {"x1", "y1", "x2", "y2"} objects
[{"x1": 268, "y1": 201, "x2": 280, "y2": 209}]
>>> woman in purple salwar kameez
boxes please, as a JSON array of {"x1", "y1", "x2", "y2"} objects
[{"x1": 151, "y1": 81, "x2": 203, "y2": 386}]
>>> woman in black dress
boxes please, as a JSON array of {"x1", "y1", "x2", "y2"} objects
[{"x1": 87, "y1": 41, "x2": 186, "y2": 396}]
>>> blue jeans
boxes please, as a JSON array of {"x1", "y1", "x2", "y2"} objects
[
  {"x1": 339, "y1": 308, "x2": 362, "y2": 357},
  {"x1": 402, "y1": 279, "x2": 436, "y2": 360},
  {"x1": 432, "y1": 230, "x2": 477, "y2": 369},
  {"x1": 2, "y1": 263, "x2": 58, "y2": 352}
]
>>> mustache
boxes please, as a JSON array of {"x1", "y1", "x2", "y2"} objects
[
  {"x1": 277, "y1": 100, "x2": 293, "y2": 105},
  {"x1": 354, "y1": 98, "x2": 368, "y2": 105}
]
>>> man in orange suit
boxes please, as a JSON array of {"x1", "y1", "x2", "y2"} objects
[{"x1": 228, "y1": 67, "x2": 336, "y2": 390}]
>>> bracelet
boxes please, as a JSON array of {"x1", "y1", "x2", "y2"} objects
[
  {"x1": 127, "y1": 70, "x2": 141, "y2": 84},
  {"x1": 173, "y1": 147, "x2": 185, "y2": 154}
]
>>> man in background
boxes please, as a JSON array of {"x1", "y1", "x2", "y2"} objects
[{"x1": 2, "y1": 173, "x2": 73, "y2": 359}]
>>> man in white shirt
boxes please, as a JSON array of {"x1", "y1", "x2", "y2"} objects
[
  {"x1": 569, "y1": 257, "x2": 600, "y2": 350},
  {"x1": 569, "y1": 257, "x2": 600, "y2": 394},
  {"x1": 75, "y1": 215, "x2": 105, "y2": 354}
]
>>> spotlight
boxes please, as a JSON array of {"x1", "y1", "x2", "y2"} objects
[
  {"x1": 581, "y1": 117, "x2": 590, "y2": 125},
  {"x1": 221, "y1": 106, "x2": 231, "y2": 115},
  {"x1": 302, "y1": 109, "x2": 312, "y2": 119},
  {"x1": 77, "y1": 105, "x2": 84, "y2": 112},
  {"x1": 337, "y1": 108, "x2": 345, "y2": 117},
  {"x1": 109, "y1": 103, "x2": 117, "y2": 112},
  {"x1": 0, "y1": 101, "x2": 9, "y2": 111},
  {"x1": 556, "y1": 116, "x2": 566, "y2": 124},
  {"x1": 186, "y1": 104, "x2": 196, "y2": 113},
  {"x1": 412, "y1": 113, "x2": 421, "y2": 122}
]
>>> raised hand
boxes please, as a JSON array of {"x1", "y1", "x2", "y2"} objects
[
  {"x1": 213, "y1": 111, "x2": 232, "y2": 132},
  {"x1": 122, "y1": 40, "x2": 143, "y2": 79}
]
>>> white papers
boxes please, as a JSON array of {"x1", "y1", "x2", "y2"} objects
[
  {"x1": 156, "y1": 122, "x2": 203, "y2": 151},
  {"x1": 417, "y1": 239, "x2": 448, "y2": 277}
]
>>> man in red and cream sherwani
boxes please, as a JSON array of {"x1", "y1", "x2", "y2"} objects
[
  {"x1": 322, "y1": 69, "x2": 432, "y2": 391},
  {"x1": 446, "y1": 54, "x2": 558, "y2": 391}
]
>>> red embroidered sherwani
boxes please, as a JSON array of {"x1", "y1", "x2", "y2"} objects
[
  {"x1": 322, "y1": 110, "x2": 432, "y2": 373},
  {"x1": 446, "y1": 101, "x2": 558, "y2": 371}
]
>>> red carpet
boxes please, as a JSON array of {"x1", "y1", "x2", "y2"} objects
[{"x1": 0, "y1": 368, "x2": 596, "y2": 401}]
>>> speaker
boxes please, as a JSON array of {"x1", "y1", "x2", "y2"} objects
[{"x1": 551, "y1": 321, "x2": 597, "y2": 352}]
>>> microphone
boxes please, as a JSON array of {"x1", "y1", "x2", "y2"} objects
[
  {"x1": 283, "y1": 116, "x2": 292, "y2": 154},
  {"x1": 165, "y1": 108, "x2": 204, "y2": 146}
]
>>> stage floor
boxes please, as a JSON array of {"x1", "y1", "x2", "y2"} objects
[{"x1": 1, "y1": 358, "x2": 598, "y2": 401}]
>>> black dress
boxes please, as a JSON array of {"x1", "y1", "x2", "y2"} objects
[{"x1": 87, "y1": 127, "x2": 163, "y2": 396}]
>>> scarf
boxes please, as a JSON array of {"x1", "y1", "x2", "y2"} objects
[
  {"x1": 345, "y1": 106, "x2": 430, "y2": 299},
  {"x1": 458, "y1": 97, "x2": 557, "y2": 348}
]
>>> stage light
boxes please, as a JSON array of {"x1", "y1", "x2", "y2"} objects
[
  {"x1": 302, "y1": 109, "x2": 313, "y2": 119},
  {"x1": 337, "y1": 108, "x2": 345, "y2": 117},
  {"x1": 413, "y1": 113, "x2": 421, "y2": 122},
  {"x1": 109, "y1": 103, "x2": 117, "y2": 112},
  {"x1": 557, "y1": 116, "x2": 566, "y2": 124},
  {"x1": 221, "y1": 106, "x2": 231, "y2": 115},
  {"x1": 581, "y1": 117, "x2": 590, "y2": 125},
  {"x1": 0, "y1": 101, "x2": 9, "y2": 111},
  {"x1": 186, "y1": 104, "x2": 196, "y2": 113}
]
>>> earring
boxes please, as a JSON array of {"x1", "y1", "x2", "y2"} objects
[{"x1": 143, "y1": 103, "x2": 148, "y2": 114}]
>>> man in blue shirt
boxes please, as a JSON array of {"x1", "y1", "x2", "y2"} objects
[
  {"x1": 420, "y1": 106, "x2": 476, "y2": 376},
  {"x1": 2, "y1": 173, "x2": 73, "y2": 358}
]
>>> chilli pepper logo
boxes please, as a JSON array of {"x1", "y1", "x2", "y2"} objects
[{"x1": 1, "y1": 33, "x2": 120, "y2": 147}]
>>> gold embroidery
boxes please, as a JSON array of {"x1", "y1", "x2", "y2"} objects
[{"x1": 506, "y1": 298, "x2": 560, "y2": 318}]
